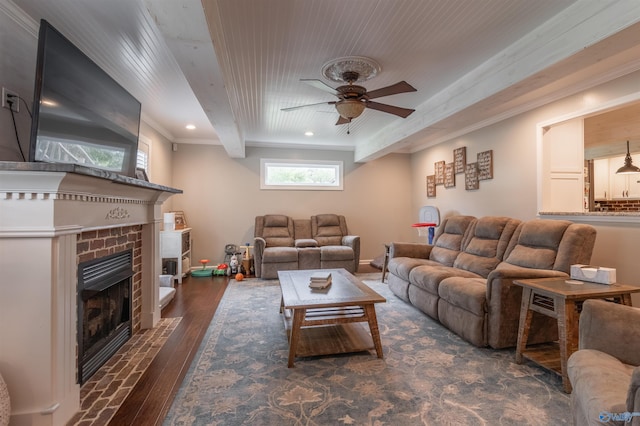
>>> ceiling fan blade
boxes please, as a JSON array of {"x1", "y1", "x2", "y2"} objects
[
  {"x1": 366, "y1": 101, "x2": 415, "y2": 118},
  {"x1": 366, "y1": 81, "x2": 417, "y2": 99},
  {"x1": 335, "y1": 115, "x2": 350, "y2": 125},
  {"x1": 281, "y1": 101, "x2": 334, "y2": 112},
  {"x1": 301, "y1": 79, "x2": 338, "y2": 95}
]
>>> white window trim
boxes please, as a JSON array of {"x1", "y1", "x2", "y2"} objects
[{"x1": 260, "y1": 158, "x2": 343, "y2": 191}]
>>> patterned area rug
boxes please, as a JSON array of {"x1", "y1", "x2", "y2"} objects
[{"x1": 164, "y1": 275, "x2": 569, "y2": 425}]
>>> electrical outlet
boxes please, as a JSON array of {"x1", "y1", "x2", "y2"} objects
[{"x1": 2, "y1": 87, "x2": 19, "y2": 113}]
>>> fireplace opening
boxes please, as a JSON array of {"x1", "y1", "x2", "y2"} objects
[{"x1": 78, "y1": 249, "x2": 133, "y2": 384}]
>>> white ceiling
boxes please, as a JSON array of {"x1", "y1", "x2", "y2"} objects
[{"x1": 8, "y1": 0, "x2": 640, "y2": 162}]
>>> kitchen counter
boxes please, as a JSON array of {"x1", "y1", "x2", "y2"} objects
[{"x1": 539, "y1": 211, "x2": 640, "y2": 224}]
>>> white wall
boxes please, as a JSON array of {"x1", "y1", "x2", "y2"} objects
[
  {"x1": 0, "y1": 4, "x2": 36, "y2": 161},
  {"x1": 169, "y1": 144, "x2": 414, "y2": 264}
]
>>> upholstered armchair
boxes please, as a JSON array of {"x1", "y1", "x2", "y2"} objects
[
  {"x1": 253, "y1": 214, "x2": 298, "y2": 279},
  {"x1": 568, "y1": 299, "x2": 640, "y2": 426},
  {"x1": 310, "y1": 214, "x2": 360, "y2": 273}
]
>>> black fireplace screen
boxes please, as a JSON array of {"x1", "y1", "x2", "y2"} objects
[{"x1": 78, "y1": 249, "x2": 133, "y2": 384}]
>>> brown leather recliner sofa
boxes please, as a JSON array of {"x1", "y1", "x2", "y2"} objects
[
  {"x1": 253, "y1": 214, "x2": 360, "y2": 279},
  {"x1": 387, "y1": 215, "x2": 597, "y2": 349}
]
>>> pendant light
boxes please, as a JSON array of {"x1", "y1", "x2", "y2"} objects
[{"x1": 615, "y1": 140, "x2": 640, "y2": 174}]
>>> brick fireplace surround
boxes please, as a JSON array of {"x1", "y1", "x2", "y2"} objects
[{"x1": 0, "y1": 163, "x2": 180, "y2": 426}]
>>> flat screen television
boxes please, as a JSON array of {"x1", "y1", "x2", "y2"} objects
[{"x1": 29, "y1": 19, "x2": 141, "y2": 177}]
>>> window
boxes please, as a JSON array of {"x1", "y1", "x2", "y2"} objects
[
  {"x1": 137, "y1": 136, "x2": 150, "y2": 172},
  {"x1": 260, "y1": 159, "x2": 343, "y2": 190}
]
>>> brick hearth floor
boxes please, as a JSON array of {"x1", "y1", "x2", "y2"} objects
[{"x1": 69, "y1": 317, "x2": 182, "y2": 425}]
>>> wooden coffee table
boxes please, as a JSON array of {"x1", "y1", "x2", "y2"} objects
[{"x1": 278, "y1": 269, "x2": 386, "y2": 367}]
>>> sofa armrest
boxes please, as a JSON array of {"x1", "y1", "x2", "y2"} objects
[
  {"x1": 483, "y1": 264, "x2": 568, "y2": 348},
  {"x1": 389, "y1": 242, "x2": 432, "y2": 260},
  {"x1": 342, "y1": 235, "x2": 360, "y2": 272},
  {"x1": 579, "y1": 299, "x2": 640, "y2": 366},
  {"x1": 253, "y1": 237, "x2": 266, "y2": 277},
  {"x1": 628, "y1": 366, "x2": 640, "y2": 415}
]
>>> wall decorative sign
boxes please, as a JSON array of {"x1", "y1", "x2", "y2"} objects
[
  {"x1": 426, "y1": 175, "x2": 436, "y2": 197},
  {"x1": 465, "y1": 163, "x2": 479, "y2": 190},
  {"x1": 477, "y1": 150, "x2": 494, "y2": 180},
  {"x1": 454, "y1": 147, "x2": 466, "y2": 174},
  {"x1": 444, "y1": 163, "x2": 456, "y2": 188},
  {"x1": 425, "y1": 145, "x2": 493, "y2": 197},
  {"x1": 434, "y1": 161, "x2": 445, "y2": 185}
]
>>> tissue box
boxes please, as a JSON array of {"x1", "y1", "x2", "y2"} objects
[{"x1": 570, "y1": 264, "x2": 616, "y2": 285}]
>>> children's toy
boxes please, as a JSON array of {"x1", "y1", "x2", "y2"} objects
[
  {"x1": 213, "y1": 263, "x2": 227, "y2": 276},
  {"x1": 191, "y1": 259, "x2": 213, "y2": 277},
  {"x1": 235, "y1": 273, "x2": 244, "y2": 281},
  {"x1": 227, "y1": 254, "x2": 240, "y2": 276}
]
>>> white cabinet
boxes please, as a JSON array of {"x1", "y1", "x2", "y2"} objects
[
  {"x1": 608, "y1": 155, "x2": 640, "y2": 199},
  {"x1": 593, "y1": 158, "x2": 609, "y2": 200},
  {"x1": 593, "y1": 155, "x2": 640, "y2": 200},
  {"x1": 160, "y1": 228, "x2": 191, "y2": 283}
]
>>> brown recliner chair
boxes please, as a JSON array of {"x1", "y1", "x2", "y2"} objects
[
  {"x1": 253, "y1": 214, "x2": 298, "y2": 279},
  {"x1": 568, "y1": 299, "x2": 640, "y2": 426},
  {"x1": 310, "y1": 214, "x2": 360, "y2": 274}
]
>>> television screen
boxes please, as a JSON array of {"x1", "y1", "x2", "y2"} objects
[{"x1": 29, "y1": 19, "x2": 141, "y2": 177}]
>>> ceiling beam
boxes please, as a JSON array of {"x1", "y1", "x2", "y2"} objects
[
  {"x1": 355, "y1": 0, "x2": 640, "y2": 162},
  {"x1": 143, "y1": 0, "x2": 245, "y2": 158}
]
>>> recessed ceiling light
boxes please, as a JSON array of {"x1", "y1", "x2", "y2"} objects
[
  {"x1": 304, "y1": 131, "x2": 314, "y2": 136},
  {"x1": 186, "y1": 124, "x2": 196, "y2": 130}
]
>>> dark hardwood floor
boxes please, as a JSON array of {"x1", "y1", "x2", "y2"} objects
[
  {"x1": 108, "y1": 274, "x2": 229, "y2": 425},
  {"x1": 108, "y1": 264, "x2": 379, "y2": 425}
]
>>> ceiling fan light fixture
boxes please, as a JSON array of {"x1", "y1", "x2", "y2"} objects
[
  {"x1": 335, "y1": 99, "x2": 366, "y2": 120},
  {"x1": 616, "y1": 140, "x2": 640, "y2": 174}
]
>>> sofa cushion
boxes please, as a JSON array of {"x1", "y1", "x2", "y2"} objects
[
  {"x1": 504, "y1": 220, "x2": 570, "y2": 270},
  {"x1": 264, "y1": 214, "x2": 289, "y2": 227},
  {"x1": 317, "y1": 214, "x2": 340, "y2": 227},
  {"x1": 453, "y1": 217, "x2": 520, "y2": 278},
  {"x1": 388, "y1": 257, "x2": 441, "y2": 281},
  {"x1": 429, "y1": 216, "x2": 476, "y2": 266},
  {"x1": 295, "y1": 239, "x2": 318, "y2": 248},
  {"x1": 259, "y1": 214, "x2": 295, "y2": 247},
  {"x1": 568, "y1": 349, "x2": 633, "y2": 425},
  {"x1": 320, "y1": 245, "x2": 354, "y2": 261},
  {"x1": 262, "y1": 247, "x2": 298, "y2": 263},
  {"x1": 438, "y1": 277, "x2": 487, "y2": 316},
  {"x1": 409, "y1": 264, "x2": 481, "y2": 295},
  {"x1": 311, "y1": 214, "x2": 349, "y2": 246}
]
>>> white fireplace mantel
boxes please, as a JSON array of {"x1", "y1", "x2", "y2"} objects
[{"x1": 0, "y1": 162, "x2": 181, "y2": 426}]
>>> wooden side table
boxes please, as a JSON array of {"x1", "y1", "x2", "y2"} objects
[
  {"x1": 381, "y1": 244, "x2": 390, "y2": 282},
  {"x1": 514, "y1": 277, "x2": 640, "y2": 393}
]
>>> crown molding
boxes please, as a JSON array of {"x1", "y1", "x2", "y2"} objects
[{"x1": 0, "y1": 0, "x2": 38, "y2": 37}]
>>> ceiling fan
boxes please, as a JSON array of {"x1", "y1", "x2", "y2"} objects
[{"x1": 282, "y1": 70, "x2": 417, "y2": 125}]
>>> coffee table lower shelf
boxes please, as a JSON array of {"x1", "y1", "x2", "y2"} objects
[{"x1": 282, "y1": 307, "x2": 377, "y2": 363}]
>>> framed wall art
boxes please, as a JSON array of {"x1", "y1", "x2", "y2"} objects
[
  {"x1": 454, "y1": 147, "x2": 466, "y2": 174},
  {"x1": 477, "y1": 150, "x2": 494, "y2": 180},
  {"x1": 426, "y1": 175, "x2": 436, "y2": 198},
  {"x1": 172, "y1": 211, "x2": 188, "y2": 229},
  {"x1": 465, "y1": 163, "x2": 479, "y2": 190},
  {"x1": 435, "y1": 161, "x2": 445, "y2": 185},
  {"x1": 444, "y1": 163, "x2": 456, "y2": 188}
]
